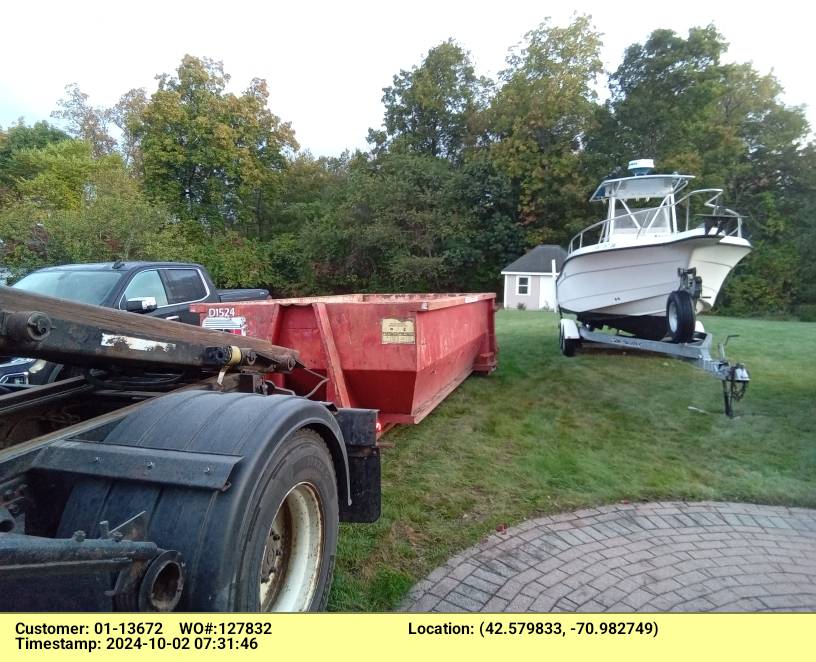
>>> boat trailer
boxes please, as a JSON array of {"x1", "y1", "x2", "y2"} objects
[{"x1": 559, "y1": 318, "x2": 750, "y2": 417}]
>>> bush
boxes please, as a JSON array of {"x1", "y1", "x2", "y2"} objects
[{"x1": 796, "y1": 304, "x2": 816, "y2": 322}]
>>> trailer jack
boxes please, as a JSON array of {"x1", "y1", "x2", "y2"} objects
[
  {"x1": 717, "y1": 336, "x2": 749, "y2": 417},
  {"x1": 0, "y1": 511, "x2": 185, "y2": 611}
]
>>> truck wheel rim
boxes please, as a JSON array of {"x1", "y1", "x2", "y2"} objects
[{"x1": 258, "y1": 482, "x2": 324, "y2": 611}]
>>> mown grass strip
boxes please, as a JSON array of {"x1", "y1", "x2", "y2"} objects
[{"x1": 329, "y1": 311, "x2": 816, "y2": 611}]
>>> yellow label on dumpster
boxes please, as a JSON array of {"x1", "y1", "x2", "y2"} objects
[{"x1": 381, "y1": 318, "x2": 415, "y2": 344}]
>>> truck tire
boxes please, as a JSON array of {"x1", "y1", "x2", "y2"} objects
[
  {"x1": 234, "y1": 428, "x2": 337, "y2": 611},
  {"x1": 57, "y1": 391, "x2": 342, "y2": 612},
  {"x1": 666, "y1": 291, "x2": 695, "y2": 343}
]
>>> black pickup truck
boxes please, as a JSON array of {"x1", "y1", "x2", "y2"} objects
[{"x1": 0, "y1": 261, "x2": 268, "y2": 385}]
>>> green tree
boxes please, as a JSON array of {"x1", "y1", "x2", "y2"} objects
[
  {"x1": 0, "y1": 120, "x2": 70, "y2": 204},
  {"x1": 259, "y1": 151, "x2": 350, "y2": 238},
  {"x1": 785, "y1": 145, "x2": 816, "y2": 318},
  {"x1": 487, "y1": 15, "x2": 603, "y2": 245},
  {"x1": 300, "y1": 150, "x2": 518, "y2": 293},
  {"x1": 110, "y1": 87, "x2": 148, "y2": 168},
  {"x1": 589, "y1": 25, "x2": 808, "y2": 186},
  {"x1": 9, "y1": 139, "x2": 102, "y2": 210},
  {"x1": 0, "y1": 142, "x2": 169, "y2": 273},
  {"x1": 370, "y1": 40, "x2": 490, "y2": 162},
  {"x1": 456, "y1": 153, "x2": 524, "y2": 289},
  {"x1": 134, "y1": 55, "x2": 298, "y2": 232},
  {"x1": 300, "y1": 154, "x2": 407, "y2": 292},
  {"x1": 51, "y1": 83, "x2": 117, "y2": 157}
]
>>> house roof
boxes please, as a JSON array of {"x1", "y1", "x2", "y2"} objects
[{"x1": 502, "y1": 245, "x2": 567, "y2": 274}]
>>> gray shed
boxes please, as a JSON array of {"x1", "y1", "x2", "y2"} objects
[{"x1": 501, "y1": 245, "x2": 567, "y2": 310}]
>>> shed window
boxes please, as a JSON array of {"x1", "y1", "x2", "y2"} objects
[{"x1": 517, "y1": 276, "x2": 529, "y2": 295}]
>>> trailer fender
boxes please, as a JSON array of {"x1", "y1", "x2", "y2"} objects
[
  {"x1": 558, "y1": 318, "x2": 580, "y2": 358},
  {"x1": 56, "y1": 390, "x2": 351, "y2": 611},
  {"x1": 560, "y1": 318, "x2": 580, "y2": 340}
]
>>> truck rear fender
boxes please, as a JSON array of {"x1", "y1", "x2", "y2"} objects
[{"x1": 93, "y1": 391, "x2": 351, "y2": 515}]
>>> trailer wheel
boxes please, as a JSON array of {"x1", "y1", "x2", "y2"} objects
[
  {"x1": 666, "y1": 291, "x2": 695, "y2": 343},
  {"x1": 56, "y1": 391, "x2": 342, "y2": 612},
  {"x1": 559, "y1": 324, "x2": 577, "y2": 357}
]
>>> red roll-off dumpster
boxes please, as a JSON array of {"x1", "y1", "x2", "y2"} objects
[{"x1": 191, "y1": 293, "x2": 497, "y2": 433}]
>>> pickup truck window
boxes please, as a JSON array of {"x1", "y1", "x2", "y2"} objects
[
  {"x1": 123, "y1": 270, "x2": 169, "y2": 307},
  {"x1": 13, "y1": 271, "x2": 122, "y2": 305},
  {"x1": 163, "y1": 268, "x2": 207, "y2": 304}
]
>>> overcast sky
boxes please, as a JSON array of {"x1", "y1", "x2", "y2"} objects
[{"x1": 1, "y1": 1, "x2": 813, "y2": 156}]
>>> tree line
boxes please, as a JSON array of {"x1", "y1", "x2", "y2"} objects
[{"x1": 1, "y1": 17, "x2": 814, "y2": 318}]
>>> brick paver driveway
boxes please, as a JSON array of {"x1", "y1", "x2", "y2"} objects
[{"x1": 400, "y1": 502, "x2": 816, "y2": 612}]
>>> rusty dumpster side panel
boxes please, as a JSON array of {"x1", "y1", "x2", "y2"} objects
[{"x1": 191, "y1": 294, "x2": 497, "y2": 431}]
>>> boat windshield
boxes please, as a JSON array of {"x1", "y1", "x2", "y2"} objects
[{"x1": 609, "y1": 206, "x2": 672, "y2": 237}]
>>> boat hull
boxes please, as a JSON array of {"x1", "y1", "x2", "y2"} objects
[{"x1": 556, "y1": 232, "x2": 751, "y2": 338}]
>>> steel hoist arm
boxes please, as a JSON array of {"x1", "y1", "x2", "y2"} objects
[{"x1": 0, "y1": 287, "x2": 298, "y2": 375}]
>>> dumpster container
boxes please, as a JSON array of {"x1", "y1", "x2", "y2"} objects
[{"x1": 191, "y1": 293, "x2": 497, "y2": 433}]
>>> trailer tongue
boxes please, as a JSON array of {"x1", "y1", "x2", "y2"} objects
[
  {"x1": 0, "y1": 286, "x2": 497, "y2": 612},
  {"x1": 558, "y1": 316, "x2": 750, "y2": 416}
]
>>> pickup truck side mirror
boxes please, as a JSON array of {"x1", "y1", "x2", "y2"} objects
[{"x1": 125, "y1": 297, "x2": 158, "y2": 314}]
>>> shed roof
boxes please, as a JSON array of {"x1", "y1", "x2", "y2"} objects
[{"x1": 502, "y1": 245, "x2": 567, "y2": 274}]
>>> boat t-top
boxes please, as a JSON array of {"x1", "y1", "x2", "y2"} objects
[{"x1": 556, "y1": 159, "x2": 752, "y2": 342}]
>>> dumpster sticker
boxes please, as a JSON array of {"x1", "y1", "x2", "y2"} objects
[
  {"x1": 381, "y1": 318, "x2": 415, "y2": 344},
  {"x1": 202, "y1": 316, "x2": 248, "y2": 336}
]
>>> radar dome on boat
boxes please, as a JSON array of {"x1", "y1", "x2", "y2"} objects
[{"x1": 628, "y1": 158, "x2": 655, "y2": 176}]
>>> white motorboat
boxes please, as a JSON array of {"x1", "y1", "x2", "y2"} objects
[{"x1": 556, "y1": 159, "x2": 752, "y2": 342}]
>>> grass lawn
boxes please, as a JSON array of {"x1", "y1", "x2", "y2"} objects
[{"x1": 328, "y1": 310, "x2": 816, "y2": 611}]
